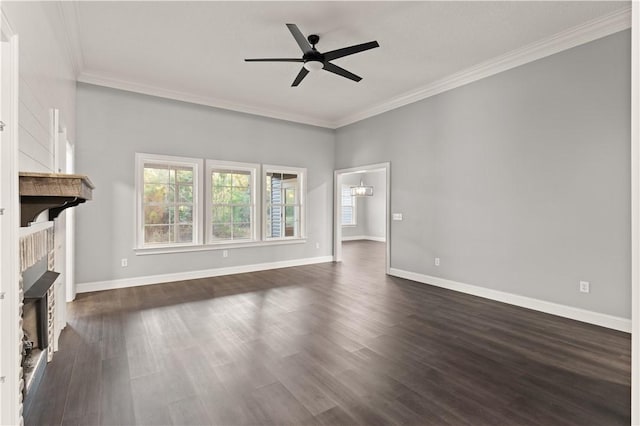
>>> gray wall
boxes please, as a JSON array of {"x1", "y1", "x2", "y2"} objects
[
  {"x1": 76, "y1": 83, "x2": 335, "y2": 284},
  {"x1": 76, "y1": 30, "x2": 631, "y2": 319},
  {"x1": 363, "y1": 171, "x2": 386, "y2": 240},
  {"x1": 342, "y1": 171, "x2": 386, "y2": 240},
  {"x1": 336, "y1": 30, "x2": 631, "y2": 318}
]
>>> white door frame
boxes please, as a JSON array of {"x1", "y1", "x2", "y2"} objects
[
  {"x1": 0, "y1": 10, "x2": 20, "y2": 426},
  {"x1": 631, "y1": 2, "x2": 639, "y2": 424},
  {"x1": 334, "y1": 162, "x2": 390, "y2": 274},
  {"x1": 52, "y1": 111, "x2": 67, "y2": 350},
  {"x1": 65, "y1": 136, "x2": 76, "y2": 301}
]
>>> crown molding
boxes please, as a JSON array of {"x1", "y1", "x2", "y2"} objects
[
  {"x1": 77, "y1": 71, "x2": 336, "y2": 129},
  {"x1": 57, "y1": 1, "x2": 85, "y2": 78},
  {"x1": 334, "y1": 6, "x2": 632, "y2": 128},
  {"x1": 76, "y1": 6, "x2": 631, "y2": 130}
]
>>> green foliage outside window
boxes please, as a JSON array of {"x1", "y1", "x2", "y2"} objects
[
  {"x1": 143, "y1": 164, "x2": 194, "y2": 244},
  {"x1": 211, "y1": 170, "x2": 252, "y2": 241}
]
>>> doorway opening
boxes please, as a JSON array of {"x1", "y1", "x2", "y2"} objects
[{"x1": 334, "y1": 162, "x2": 390, "y2": 274}]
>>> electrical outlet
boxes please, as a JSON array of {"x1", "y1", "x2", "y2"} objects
[
  {"x1": 121, "y1": 258, "x2": 128, "y2": 267},
  {"x1": 315, "y1": 242, "x2": 320, "y2": 249},
  {"x1": 434, "y1": 257, "x2": 440, "y2": 266},
  {"x1": 579, "y1": 281, "x2": 590, "y2": 293},
  {"x1": 223, "y1": 250, "x2": 228, "y2": 258}
]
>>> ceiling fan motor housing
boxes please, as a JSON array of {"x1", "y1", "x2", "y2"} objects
[
  {"x1": 303, "y1": 50, "x2": 324, "y2": 62},
  {"x1": 307, "y1": 34, "x2": 320, "y2": 46},
  {"x1": 302, "y1": 49, "x2": 325, "y2": 71}
]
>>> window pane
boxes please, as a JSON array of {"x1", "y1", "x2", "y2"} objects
[
  {"x1": 231, "y1": 186, "x2": 251, "y2": 204},
  {"x1": 212, "y1": 206, "x2": 231, "y2": 223},
  {"x1": 270, "y1": 205, "x2": 282, "y2": 238},
  {"x1": 208, "y1": 163, "x2": 257, "y2": 243},
  {"x1": 232, "y1": 206, "x2": 251, "y2": 223},
  {"x1": 212, "y1": 185, "x2": 232, "y2": 204},
  {"x1": 212, "y1": 223, "x2": 231, "y2": 240},
  {"x1": 266, "y1": 175, "x2": 272, "y2": 197},
  {"x1": 264, "y1": 169, "x2": 304, "y2": 239},
  {"x1": 144, "y1": 166, "x2": 170, "y2": 183},
  {"x1": 144, "y1": 225, "x2": 171, "y2": 244},
  {"x1": 285, "y1": 188, "x2": 296, "y2": 205},
  {"x1": 144, "y1": 184, "x2": 174, "y2": 203},
  {"x1": 341, "y1": 185, "x2": 353, "y2": 206},
  {"x1": 342, "y1": 207, "x2": 353, "y2": 225},
  {"x1": 177, "y1": 205, "x2": 193, "y2": 223},
  {"x1": 178, "y1": 185, "x2": 193, "y2": 203},
  {"x1": 341, "y1": 185, "x2": 355, "y2": 225},
  {"x1": 232, "y1": 172, "x2": 249, "y2": 187},
  {"x1": 144, "y1": 205, "x2": 171, "y2": 225},
  {"x1": 212, "y1": 172, "x2": 231, "y2": 186},
  {"x1": 285, "y1": 221, "x2": 298, "y2": 237},
  {"x1": 177, "y1": 225, "x2": 193, "y2": 243},
  {"x1": 284, "y1": 205, "x2": 295, "y2": 222},
  {"x1": 285, "y1": 206, "x2": 299, "y2": 237},
  {"x1": 233, "y1": 223, "x2": 251, "y2": 239},
  {"x1": 176, "y1": 168, "x2": 193, "y2": 183},
  {"x1": 140, "y1": 158, "x2": 198, "y2": 247}
]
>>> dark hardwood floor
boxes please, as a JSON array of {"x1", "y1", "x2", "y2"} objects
[{"x1": 26, "y1": 240, "x2": 630, "y2": 425}]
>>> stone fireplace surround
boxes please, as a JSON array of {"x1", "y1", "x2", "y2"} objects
[{"x1": 18, "y1": 222, "x2": 65, "y2": 417}]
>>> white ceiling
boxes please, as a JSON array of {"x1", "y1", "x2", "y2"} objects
[{"x1": 70, "y1": 1, "x2": 630, "y2": 128}]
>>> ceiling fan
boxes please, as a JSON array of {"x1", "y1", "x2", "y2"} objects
[{"x1": 245, "y1": 24, "x2": 379, "y2": 87}]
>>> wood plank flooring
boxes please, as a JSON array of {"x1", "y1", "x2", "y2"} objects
[{"x1": 25, "y1": 241, "x2": 630, "y2": 425}]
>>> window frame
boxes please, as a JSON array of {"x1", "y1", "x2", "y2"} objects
[
  {"x1": 135, "y1": 153, "x2": 204, "y2": 249},
  {"x1": 205, "y1": 159, "x2": 260, "y2": 245},
  {"x1": 341, "y1": 184, "x2": 357, "y2": 227},
  {"x1": 263, "y1": 164, "x2": 307, "y2": 241}
]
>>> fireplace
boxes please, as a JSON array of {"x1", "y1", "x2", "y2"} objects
[
  {"x1": 16, "y1": 172, "x2": 94, "y2": 418},
  {"x1": 18, "y1": 224, "x2": 59, "y2": 411}
]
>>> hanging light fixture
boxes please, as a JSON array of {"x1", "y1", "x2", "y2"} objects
[{"x1": 351, "y1": 180, "x2": 373, "y2": 197}]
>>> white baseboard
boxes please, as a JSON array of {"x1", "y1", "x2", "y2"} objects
[
  {"x1": 342, "y1": 235, "x2": 386, "y2": 242},
  {"x1": 389, "y1": 268, "x2": 631, "y2": 333},
  {"x1": 77, "y1": 256, "x2": 333, "y2": 294}
]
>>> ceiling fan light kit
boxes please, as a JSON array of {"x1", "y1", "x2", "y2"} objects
[
  {"x1": 245, "y1": 23, "x2": 379, "y2": 87},
  {"x1": 303, "y1": 60, "x2": 324, "y2": 72}
]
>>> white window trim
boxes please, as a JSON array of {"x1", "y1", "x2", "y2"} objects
[
  {"x1": 341, "y1": 184, "x2": 357, "y2": 227},
  {"x1": 205, "y1": 159, "x2": 260, "y2": 245},
  {"x1": 135, "y1": 153, "x2": 204, "y2": 249},
  {"x1": 263, "y1": 164, "x2": 307, "y2": 241},
  {"x1": 133, "y1": 237, "x2": 307, "y2": 255}
]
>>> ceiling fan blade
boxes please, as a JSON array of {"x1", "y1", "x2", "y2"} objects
[
  {"x1": 291, "y1": 67, "x2": 309, "y2": 87},
  {"x1": 286, "y1": 23, "x2": 313, "y2": 54},
  {"x1": 323, "y1": 62, "x2": 362, "y2": 82},
  {"x1": 323, "y1": 41, "x2": 379, "y2": 61},
  {"x1": 245, "y1": 58, "x2": 304, "y2": 62}
]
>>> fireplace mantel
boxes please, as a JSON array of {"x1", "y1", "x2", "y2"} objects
[{"x1": 19, "y1": 172, "x2": 95, "y2": 227}]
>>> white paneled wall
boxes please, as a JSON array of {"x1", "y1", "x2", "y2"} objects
[
  {"x1": 0, "y1": 2, "x2": 77, "y2": 424},
  {"x1": 2, "y1": 1, "x2": 77, "y2": 172}
]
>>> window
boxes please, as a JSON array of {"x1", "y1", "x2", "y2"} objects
[
  {"x1": 341, "y1": 184, "x2": 356, "y2": 226},
  {"x1": 136, "y1": 153, "x2": 202, "y2": 247},
  {"x1": 206, "y1": 160, "x2": 258, "y2": 243},
  {"x1": 264, "y1": 166, "x2": 306, "y2": 239},
  {"x1": 135, "y1": 155, "x2": 307, "y2": 253}
]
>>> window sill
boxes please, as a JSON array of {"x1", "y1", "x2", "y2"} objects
[
  {"x1": 134, "y1": 238, "x2": 307, "y2": 256},
  {"x1": 342, "y1": 224, "x2": 357, "y2": 228}
]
